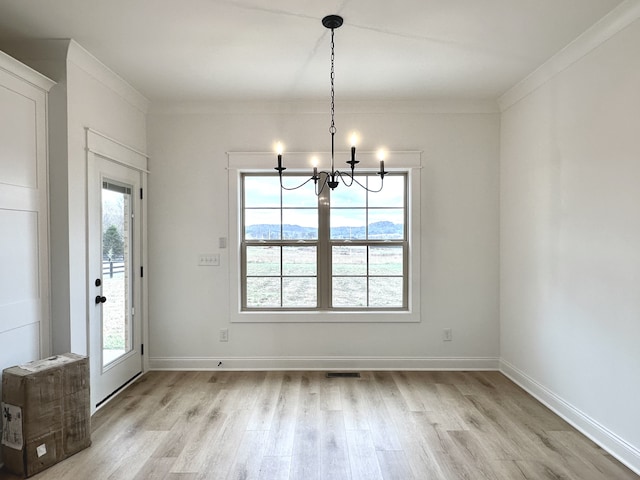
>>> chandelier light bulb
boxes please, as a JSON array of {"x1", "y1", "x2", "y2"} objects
[
  {"x1": 311, "y1": 156, "x2": 319, "y2": 182},
  {"x1": 350, "y1": 132, "x2": 359, "y2": 148},
  {"x1": 275, "y1": 142, "x2": 284, "y2": 171},
  {"x1": 377, "y1": 148, "x2": 387, "y2": 179}
]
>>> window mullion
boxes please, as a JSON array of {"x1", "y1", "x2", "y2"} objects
[{"x1": 317, "y1": 173, "x2": 331, "y2": 309}]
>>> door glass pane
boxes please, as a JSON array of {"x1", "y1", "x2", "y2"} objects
[{"x1": 102, "y1": 181, "x2": 133, "y2": 366}]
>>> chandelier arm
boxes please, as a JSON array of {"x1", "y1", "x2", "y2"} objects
[
  {"x1": 338, "y1": 171, "x2": 385, "y2": 193},
  {"x1": 316, "y1": 174, "x2": 329, "y2": 196},
  {"x1": 365, "y1": 176, "x2": 385, "y2": 193},
  {"x1": 278, "y1": 174, "x2": 317, "y2": 191},
  {"x1": 335, "y1": 170, "x2": 355, "y2": 187}
]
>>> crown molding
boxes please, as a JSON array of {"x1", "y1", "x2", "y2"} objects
[
  {"x1": 498, "y1": 0, "x2": 640, "y2": 111},
  {"x1": 67, "y1": 40, "x2": 149, "y2": 114},
  {"x1": 0, "y1": 49, "x2": 55, "y2": 92},
  {"x1": 149, "y1": 98, "x2": 499, "y2": 116}
]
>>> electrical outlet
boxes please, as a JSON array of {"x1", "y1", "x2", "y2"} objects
[
  {"x1": 443, "y1": 328, "x2": 453, "y2": 342},
  {"x1": 219, "y1": 328, "x2": 229, "y2": 342},
  {"x1": 198, "y1": 254, "x2": 220, "y2": 266}
]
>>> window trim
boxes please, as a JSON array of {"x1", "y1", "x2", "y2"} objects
[{"x1": 228, "y1": 150, "x2": 422, "y2": 323}]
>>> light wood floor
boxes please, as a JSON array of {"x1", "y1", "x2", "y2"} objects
[{"x1": 2, "y1": 370, "x2": 637, "y2": 480}]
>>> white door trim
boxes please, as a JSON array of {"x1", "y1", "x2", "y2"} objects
[
  {"x1": 85, "y1": 129, "x2": 148, "y2": 411},
  {"x1": 86, "y1": 128, "x2": 149, "y2": 173}
]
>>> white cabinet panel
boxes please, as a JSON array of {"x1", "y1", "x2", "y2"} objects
[
  {"x1": 0, "y1": 299, "x2": 39, "y2": 334},
  {"x1": 0, "y1": 84, "x2": 37, "y2": 188},
  {"x1": 0, "y1": 209, "x2": 39, "y2": 303},
  {"x1": 0, "y1": 322, "x2": 40, "y2": 368},
  {"x1": 0, "y1": 50, "x2": 54, "y2": 365}
]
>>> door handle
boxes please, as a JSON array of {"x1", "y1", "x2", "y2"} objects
[{"x1": 95, "y1": 295, "x2": 107, "y2": 304}]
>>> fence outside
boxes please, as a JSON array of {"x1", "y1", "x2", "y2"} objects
[{"x1": 102, "y1": 260, "x2": 125, "y2": 278}]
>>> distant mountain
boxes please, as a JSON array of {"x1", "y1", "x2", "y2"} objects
[{"x1": 245, "y1": 221, "x2": 403, "y2": 240}]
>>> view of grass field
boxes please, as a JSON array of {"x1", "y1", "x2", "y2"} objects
[
  {"x1": 243, "y1": 174, "x2": 406, "y2": 308},
  {"x1": 245, "y1": 244, "x2": 403, "y2": 308}
]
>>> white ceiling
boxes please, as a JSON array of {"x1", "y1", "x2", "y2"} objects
[{"x1": 0, "y1": 0, "x2": 624, "y2": 102}]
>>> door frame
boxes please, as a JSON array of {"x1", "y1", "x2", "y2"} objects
[{"x1": 86, "y1": 128, "x2": 149, "y2": 412}]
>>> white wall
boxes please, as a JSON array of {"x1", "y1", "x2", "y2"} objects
[
  {"x1": 0, "y1": 40, "x2": 149, "y2": 357},
  {"x1": 147, "y1": 102, "x2": 500, "y2": 369},
  {"x1": 63, "y1": 42, "x2": 148, "y2": 355},
  {"x1": 500, "y1": 11, "x2": 640, "y2": 472}
]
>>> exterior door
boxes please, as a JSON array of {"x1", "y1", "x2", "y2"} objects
[{"x1": 88, "y1": 154, "x2": 143, "y2": 407}]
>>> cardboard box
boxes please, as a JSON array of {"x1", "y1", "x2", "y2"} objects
[{"x1": 1, "y1": 353, "x2": 91, "y2": 477}]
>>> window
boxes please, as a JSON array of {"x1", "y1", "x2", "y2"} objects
[{"x1": 241, "y1": 173, "x2": 407, "y2": 311}]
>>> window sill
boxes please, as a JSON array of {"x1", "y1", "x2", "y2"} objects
[{"x1": 230, "y1": 310, "x2": 420, "y2": 323}]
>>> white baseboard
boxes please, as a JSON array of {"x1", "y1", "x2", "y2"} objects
[
  {"x1": 500, "y1": 359, "x2": 640, "y2": 476},
  {"x1": 149, "y1": 356, "x2": 499, "y2": 371}
]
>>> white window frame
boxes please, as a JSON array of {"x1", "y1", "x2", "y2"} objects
[{"x1": 228, "y1": 150, "x2": 422, "y2": 323}]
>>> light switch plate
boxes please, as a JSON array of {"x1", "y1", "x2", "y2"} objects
[{"x1": 198, "y1": 254, "x2": 220, "y2": 266}]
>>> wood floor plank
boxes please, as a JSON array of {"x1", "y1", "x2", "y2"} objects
[
  {"x1": 388, "y1": 412, "x2": 444, "y2": 479},
  {"x1": 290, "y1": 373, "x2": 321, "y2": 480},
  {"x1": 263, "y1": 372, "x2": 301, "y2": 457},
  {"x1": 194, "y1": 408, "x2": 255, "y2": 480},
  {"x1": 359, "y1": 374, "x2": 403, "y2": 452},
  {"x1": 375, "y1": 450, "x2": 415, "y2": 480},
  {"x1": 346, "y1": 429, "x2": 384, "y2": 480},
  {"x1": 246, "y1": 372, "x2": 284, "y2": 431},
  {"x1": 484, "y1": 460, "x2": 528, "y2": 480},
  {"x1": 319, "y1": 373, "x2": 342, "y2": 411},
  {"x1": 132, "y1": 457, "x2": 176, "y2": 480},
  {"x1": 389, "y1": 371, "x2": 427, "y2": 412},
  {"x1": 225, "y1": 429, "x2": 269, "y2": 480},
  {"x1": 515, "y1": 459, "x2": 581, "y2": 480},
  {"x1": 2, "y1": 370, "x2": 637, "y2": 480},
  {"x1": 106, "y1": 431, "x2": 168, "y2": 480},
  {"x1": 339, "y1": 375, "x2": 369, "y2": 431},
  {"x1": 373, "y1": 375, "x2": 446, "y2": 478},
  {"x1": 256, "y1": 456, "x2": 290, "y2": 480},
  {"x1": 169, "y1": 388, "x2": 232, "y2": 474},
  {"x1": 320, "y1": 410, "x2": 350, "y2": 480}
]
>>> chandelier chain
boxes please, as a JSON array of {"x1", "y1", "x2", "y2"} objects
[{"x1": 329, "y1": 28, "x2": 336, "y2": 136}]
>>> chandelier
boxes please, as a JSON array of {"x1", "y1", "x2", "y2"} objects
[{"x1": 274, "y1": 14, "x2": 387, "y2": 195}]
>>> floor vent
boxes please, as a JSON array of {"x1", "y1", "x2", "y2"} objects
[{"x1": 326, "y1": 372, "x2": 361, "y2": 378}]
